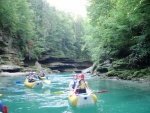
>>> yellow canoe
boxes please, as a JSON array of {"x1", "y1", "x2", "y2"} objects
[
  {"x1": 38, "y1": 76, "x2": 46, "y2": 80},
  {"x1": 68, "y1": 91, "x2": 97, "y2": 107},
  {"x1": 24, "y1": 81, "x2": 43, "y2": 88},
  {"x1": 0, "y1": 94, "x2": 2, "y2": 98}
]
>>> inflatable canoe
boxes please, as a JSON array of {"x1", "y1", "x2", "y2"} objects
[
  {"x1": 38, "y1": 76, "x2": 46, "y2": 80},
  {"x1": 68, "y1": 91, "x2": 97, "y2": 107},
  {"x1": 24, "y1": 81, "x2": 43, "y2": 88}
]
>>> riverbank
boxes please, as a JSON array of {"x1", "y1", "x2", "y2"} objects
[
  {"x1": 96, "y1": 73, "x2": 150, "y2": 85},
  {"x1": 0, "y1": 72, "x2": 29, "y2": 77},
  {"x1": 1, "y1": 70, "x2": 150, "y2": 85}
]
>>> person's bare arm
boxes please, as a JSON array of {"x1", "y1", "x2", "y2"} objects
[{"x1": 85, "y1": 81, "x2": 89, "y2": 89}]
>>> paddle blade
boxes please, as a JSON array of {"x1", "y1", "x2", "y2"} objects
[
  {"x1": 94, "y1": 90, "x2": 108, "y2": 94},
  {"x1": 54, "y1": 91, "x2": 63, "y2": 94},
  {"x1": 44, "y1": 80, "x2": 51, "y2": 84},
  {"x1": 54, "y1": 89, "x2": 69, "y2": 95},
  {"x1": 16, "y1": 81, "x2": 21, "y2": 84}
]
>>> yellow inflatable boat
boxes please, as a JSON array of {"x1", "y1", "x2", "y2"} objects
[
  {"x1": 38, "y1": 76, "x2": 46, "y2": 80},
  {"x1": 24, "y1": 81, "x2": 43, "y2": 88},
  {"x1": 68, "y1": 91, "x2": 97, "y2": 107}
]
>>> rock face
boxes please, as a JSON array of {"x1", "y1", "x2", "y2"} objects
[
  {"x1": 38, "y1": 57, "x2": 92, "y2": 72},
  {"x1": 0, "y1": 33, "x2": 93, "y2": 73},
  {"x1": 0, "y1": 72, "x2": 29, "y2": 77},
  {"x1": 0, "y1": 33, "x2": 24, "y2": 72},
  {"x1": 0, "y1": 65, "x2": 22, "y2": 72}
]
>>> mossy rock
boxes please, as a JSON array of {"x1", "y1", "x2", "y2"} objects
[
  {"x1": 112, "y1": 59, "x2": 129, "y2": 69},
  {"x1": 117, "y1": 70, "x2": 134, "y2": 79},
  {"x1": 140, "y1": 68, "x2": 150, "y2": 75},
  {"x1": 0, "y1": 55, "x2": 9, "y2": 61},
  {"x1": 106, "y1": 69, "x2": 118, "y2": 77},
  {"x1": 127, "y1": 76, "x2": 132, "y2": 80},
  {"x1": 132, "y1": 68, "x2": 150, "y2": 78},
  {"x1": 96, "y1": 65, "x2": 108, "y2": 73}
]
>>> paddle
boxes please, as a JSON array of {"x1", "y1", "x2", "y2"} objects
[
  {"x1": 16, "y1": 79, "x2": 50, "y2": 85},
  {"x1": 54, "y1": 90, "x2": 108, "y2": 95},
  {"x1": 93, "y1": 90, "x2": 108, "y2": 94},
  {"x1": 16, "y1": 81, "x2": 22, "y2": 84},
  {"x1": 54, "y1": 89, "x2": 69, "y2": 94}
]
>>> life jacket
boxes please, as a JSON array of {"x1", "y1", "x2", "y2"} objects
[
  {"x1": 78, "y1": 80, "x2": 86, "y2": 89},
  {"x1": 77, "y1": 80, "x2": 86, "y2": 94},
  {"x1": 28, "y1": 75, "x2": 36, "y2": 82},
  {"x1": 72, "y1": 80, "x2": 77, "y2": 89}
]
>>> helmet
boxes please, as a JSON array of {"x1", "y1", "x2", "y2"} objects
[{"x1": 79, "y1": 74, "x2": 84, "y2": 79}]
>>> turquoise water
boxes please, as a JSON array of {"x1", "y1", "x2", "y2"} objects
[{"x1": 0, "y1": 73, "x2": 150, "y2": 113}]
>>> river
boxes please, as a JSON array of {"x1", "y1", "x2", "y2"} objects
[{"x1": 0, "y1": 73, "x2": 150, "y2": 113}]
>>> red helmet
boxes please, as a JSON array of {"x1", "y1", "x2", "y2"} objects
[{"x1": 79, "y1": 74, "x2": 84, "y2": 79}]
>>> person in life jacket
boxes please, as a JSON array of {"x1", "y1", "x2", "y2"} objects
[
  {"x1": 69, "y1": 74, "x2": 78, "y2": 93},
  {"x1": 25, "y1": 72, "x2": 39, "y2": 83},
  {"x1": 74, "y1": 74, "x2": 89, "y2": 94},
  {"x1": 0, "y1": 100, "x2": 3, "y2": 113},
  {"x1": 0, "y1": 100, "x2": 8, "y2": 113},
  {"x1": 39, "y1": 71, "x2": 45, "y2": 77}
]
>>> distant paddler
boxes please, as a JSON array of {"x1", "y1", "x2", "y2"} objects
[
  {"x1": 37, "y1": 71, "x2": 51, "y2": 84},
  {"x1": 38, "y1": 71, "x2": 46, "y2": 80},
  {"x1": 24, "y1": 72, "x2": 43, "y2": 88},
  {"x1": 25, "y1": 72, "x2": 39, "y2": 82}
]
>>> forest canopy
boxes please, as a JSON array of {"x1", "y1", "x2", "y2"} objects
[
  {"x1": 86, "y1": 0, "x2": 150, "y2": 67},
  {"x1": 0, "y1": 0, "x2": 150, "y2": 69},
  {"x1": 0, "y1": 0, "x2": 90, "y2": 61}
]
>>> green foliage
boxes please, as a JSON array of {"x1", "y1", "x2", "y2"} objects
[
  {"x1": 26, "y1": 0, "x2": 89, "y2": 60},
  {"x1": 0, "y1": 0, "x2": 34, "y2": 58},
  {"x1": 0, "y1": 0, "x2": 91, "y2": 61},
  {"x1": 86, "y1": 0, "x2": 150, "y2": 67}
]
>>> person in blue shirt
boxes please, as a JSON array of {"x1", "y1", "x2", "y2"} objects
[{"x1": 69, "y1": 74, "x2": 78, "y2": 93}]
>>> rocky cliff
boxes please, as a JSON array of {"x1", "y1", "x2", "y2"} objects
[
  {"x1": 0, "y1": 32, "x2": 25, "y2": 73},
  {"x1": 38, "y1": 57, "x2": 92, "y2": 72},
  {"x1": 0, "y1": 33, "x2": 92, "y2": 73}
]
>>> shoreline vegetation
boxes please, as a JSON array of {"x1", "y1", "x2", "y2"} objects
[
  {"x1": 0, "y1": 70, "x2": 150, "y2": 85},
  {"x1": 91, "y1": 59, "x2": 150, "y2": 85},
  {"x1": 97, "y1": 73, "x2": 150, "y2": 85}
]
